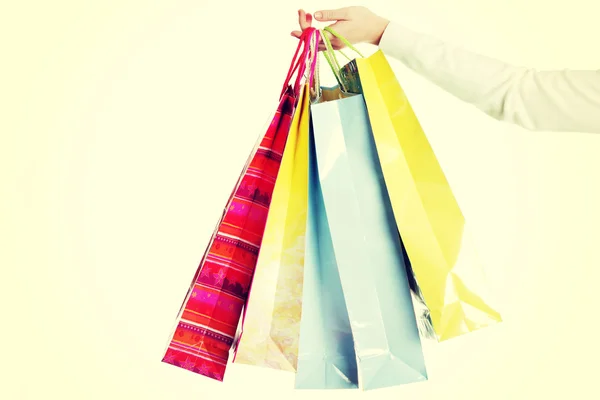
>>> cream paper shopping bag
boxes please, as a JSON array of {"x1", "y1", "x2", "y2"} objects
[{"x1": 232, "y1": 84, "x2": 310, "y2": 371}]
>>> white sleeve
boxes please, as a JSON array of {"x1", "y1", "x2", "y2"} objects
[{"x1": 378, "y1": 22, "x2": 600, "y2": 134}]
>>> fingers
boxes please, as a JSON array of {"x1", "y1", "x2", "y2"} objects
[
  {"x1": 298, "y1": 9, "x2": 312, "y2": 30},
  {"x1": 292, "y1": 10, "x2": 346, "y2": 51},
  {"x1": 292, "y1": 9, "x2": 312, "y2": 38},
  {"x1": 290, "y1": 30, "x2": 343, "y2": 51},
  {"x1": 314, "y1": 8, "x2": 349, "y2": 21}
]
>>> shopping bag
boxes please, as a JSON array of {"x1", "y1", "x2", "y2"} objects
[
  {"x1": 294, "y1": 115, "x2": 358, "y2": 390},
  {"x1": 325, "y1": 27, "x2": 502, "y2": 341},
  {"x1": 232, "y1": 30, "x2": 321, "y2": 371},
  {"x1": 161, "y1": 29, "x2": 318, "y2": 381},
  {"x1": 232, "y1": 83, "x2": 310, "y2": 371},
  {"x1": 310, "y1": 86, "x2": 428, "y2": 390}
]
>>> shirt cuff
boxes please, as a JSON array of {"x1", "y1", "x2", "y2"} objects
[{"x1": 378, "y1": 21, "x2": 421, "y2": 63}]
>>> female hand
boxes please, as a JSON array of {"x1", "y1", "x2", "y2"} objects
[{"x1": 291, "y1": 7, "x2": 389, "y2": 50}]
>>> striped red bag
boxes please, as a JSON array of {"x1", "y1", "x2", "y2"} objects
[{"x1": 162, "y1": 28, "x2": 321, "y2": 382}]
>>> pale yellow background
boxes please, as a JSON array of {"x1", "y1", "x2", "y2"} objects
[{"x1": 2, "y1": 1, "x2": 600, "y2": 399}]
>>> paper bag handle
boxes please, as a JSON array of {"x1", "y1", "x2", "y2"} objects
[
  {"x1": 281, "y1": 28, "x2": 321, "y2": 98},
  {"x1": 320, "y1": 27, "x2": 365, "y2": 92},
  {"x1": 323, "y1": 27, "x2": 364, "y2": 60}
]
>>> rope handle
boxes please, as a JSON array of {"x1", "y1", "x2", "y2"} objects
[
  {"x1": 319, "y1": 27, "x2": 365, "y2": 92},
  {"x1": 280, "y1": 27, "x2": 321, "y2": 98},
  {"x1": 323, "y1": 27, "x2": 364, "y2": 59}
]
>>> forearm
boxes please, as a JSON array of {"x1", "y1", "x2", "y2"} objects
[{"x1": 378, "y1": 22, "x2": 600, "y2": 134}]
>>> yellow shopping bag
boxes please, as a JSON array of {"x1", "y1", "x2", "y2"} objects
[
  {"x1": 320, "y1": 27, "x2": 501, "y2": 341},
  {"x1": 355, "y1": 50, "x2": 501, "y2": 341},
  {"x1": 232, "y1": 84, "x2": 311, "y2": 370}
]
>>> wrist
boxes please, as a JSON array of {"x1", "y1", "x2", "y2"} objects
[{"x1": 369, "y1": 17, "x2": 390, "y2": 45}]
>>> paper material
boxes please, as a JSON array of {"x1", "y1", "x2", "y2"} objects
[
  {"x1": 294, "y1": 120, "x2": 358, "y2": 390},
  {"x1": 161, "y1": 89, "x2": 297, "y2": 381},
  {"x1": 311, "y1": 93, "x2": 428, "y2": 391},
  {"x1": 356, "y1": 51, "x2": 502, "y2": 341},
  {"x1": 233, "y1": 85, "x2": 310, "y2": 371}
]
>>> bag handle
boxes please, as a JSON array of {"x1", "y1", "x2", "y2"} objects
[
  {"x1": 320, "y1": 31, "x2": 344, "y2": 90},
  {"x1": 323, "y1": 27, "x2": 364, "y2": 59},
  {"x1": 280, "y1": 28, "x2": 321, "y2": 98},
  {"x1": 280, "y1": 35, "x2": 306, "y2": 97},
  {"x1": 295, "y1": 29, "x2": 320, "y2": 96},
  {"x1": 280, "y1": 31, "x2": 309, "y2": 98},
  {"x1": 319, "y1": 27, "x2": 365, "y2": 92},
  {"x1": 308, "y1": 31, "x2": 322, "y2": 100}
]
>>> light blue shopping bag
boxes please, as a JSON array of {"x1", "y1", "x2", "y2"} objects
[
  {"x1": 295, "y1": 117, "x2": 358, "y2": 390},
  {"x1": 310, "y1": 90, "x2": 428, "y2": 391}
]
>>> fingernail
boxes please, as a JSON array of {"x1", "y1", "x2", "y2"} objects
[{"x1": 314, "y1": 12, "x2": 322, "y2": 19}]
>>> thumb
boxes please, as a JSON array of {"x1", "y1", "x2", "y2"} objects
[{"x1": 314, "y1": 8, "x2": 349, "y2": 21}]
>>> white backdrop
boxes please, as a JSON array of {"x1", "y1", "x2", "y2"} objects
[{"x1": 3, "y1": 0, "x2": 600, "y2": 399}]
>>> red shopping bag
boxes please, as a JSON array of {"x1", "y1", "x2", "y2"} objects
[{"x1": 162, "y1": 28, "x2": 321, "y2": 382}]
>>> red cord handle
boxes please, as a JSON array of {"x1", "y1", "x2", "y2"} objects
[{"x1": 280, "y1": 27, "x2": 320, "y2": 98}]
